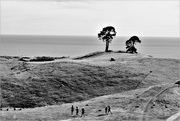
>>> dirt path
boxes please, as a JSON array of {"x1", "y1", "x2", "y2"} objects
[
  {"x1": 166, "y1": 87, "x2": 180, "y2": 121},
  {"x1": 59, "y1": 119, "x2": 72, "y2": 121},
  {"x1": 166, "y1": 112, "x2": 180, "y2": 121}
]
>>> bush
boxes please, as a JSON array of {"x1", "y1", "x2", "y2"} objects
[{"x1": 30, "y1": 56, "x2": 54, "y2": 62}]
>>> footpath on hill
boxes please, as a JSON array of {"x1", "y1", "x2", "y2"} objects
[{"x1": 166, "y1": 111, "x2": 180, "y2": 121}]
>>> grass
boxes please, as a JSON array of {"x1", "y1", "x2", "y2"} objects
[
  {"x1": 1, "y1": 86, "x2": 179, "y2": 121},
  {"x1": 0, "y1": 51, "x2": 179, "y2": 121},
  {"x1": 73, "y1": 51, "x2": 105, "y2": 60},
  {"x1": 1, "y1": 60, "x2": 147, "y2": 108}
]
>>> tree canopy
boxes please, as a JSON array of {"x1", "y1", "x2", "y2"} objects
[
  {"x1": 98, "y1": 26, "x2": 117, "y2": 52},
  {"x1": 126, "y1": 36, "x2": 141, "y2": 53}
]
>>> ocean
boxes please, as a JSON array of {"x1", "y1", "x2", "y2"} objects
[{"x1": 0, "y1": 35, "x2": 179, "y2": 59}]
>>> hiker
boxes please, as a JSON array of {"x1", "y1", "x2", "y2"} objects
[
  {"x1": 107, "y1": 105, "x2": 112, "y2": 114},
  {"x1": 71, "y1": 105, "x2": 74, "y2": 115},
  {"x1": 105, "y1": 106, "x2": 108, "y2": 115},
  {"x1": 76, "y1": 107, "x2": 79, "y2": 116},
  {"x1": 81, "y1": 108, "x2": 85, "y2": 117}
]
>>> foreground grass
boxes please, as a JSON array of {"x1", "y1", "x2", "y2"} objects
[{"x1": 1, "y1": 86, "x2": 180, "y2": 121}]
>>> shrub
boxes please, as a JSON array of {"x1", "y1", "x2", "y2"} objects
[{"x1": 30, "y1": 56, "x2": 54, "y2": 62}]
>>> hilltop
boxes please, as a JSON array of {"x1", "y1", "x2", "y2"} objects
[{"x1": 0, "y1": 51, "x2": 180, "y2": 121}]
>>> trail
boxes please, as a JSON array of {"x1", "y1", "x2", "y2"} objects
[
  {"x1": 59, "y1": 119, "x2": 72, "y2": 121},
  {"x1": 141, "y1": 84, "x2": 179, "y2": 121},
  {"x1": 166, "y1": 111, "x2": 180, "y2": 121}
]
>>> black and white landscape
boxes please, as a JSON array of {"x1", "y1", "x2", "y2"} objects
[{"x1": 0, "y1": 0, "x2": 179, "y2": 121}]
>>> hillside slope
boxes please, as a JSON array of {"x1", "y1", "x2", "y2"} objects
[
  {"x1": 0, "y1": 52, "x2": 179, "y2": 109},
  {"x1": 1, "y1": 84, "x2": 180, "y2": 121}
]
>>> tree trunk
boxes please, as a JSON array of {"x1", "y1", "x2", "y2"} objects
[{"x1": 105, "y1": 40, "x2": 109, "y2": 52}]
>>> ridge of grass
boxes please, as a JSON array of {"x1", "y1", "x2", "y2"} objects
[
  {"x1": 0, "y1": 52, "x2": 179, "y2": 109},
  {"x1": 1, "y1": 60, "x2": 148, "y2": 108}
]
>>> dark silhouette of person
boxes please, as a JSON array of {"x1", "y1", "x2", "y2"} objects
[
  {"x1": 71, "y1": 105, "x2": 74, "y2": 115},
  {"x1": 81, "y1": 108, "x2": 85, "y2": 117},
  {"x1": 76, "y1": 107, "x2": 79, "y2": 116},
  {"x1": 105, "y1": 106, "x2": 108, "y2": 115},
  {"x1": 107, "y1": 105, "x2": 112, "y2": 114}
]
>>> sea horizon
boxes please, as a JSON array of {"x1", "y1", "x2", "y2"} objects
[{"x1": 0, "y1": 35, "x2": 179, "y2": 59}]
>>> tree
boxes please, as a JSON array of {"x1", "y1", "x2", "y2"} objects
[
  {"x1": 126, "y1": 36, "x2": 141, "y2": 53},
  {"x1": 98, "y1": 26, "x2": 117, "y2": 52}
]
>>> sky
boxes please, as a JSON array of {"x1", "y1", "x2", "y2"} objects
[{"x1": 0, "y1": 0, "x2": 179, "y2": 37}]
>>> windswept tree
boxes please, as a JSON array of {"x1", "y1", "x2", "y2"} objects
[
  {"x1": 98, "y1": 26, "x2": 117, "y2": 52},
  {"x1": 126, "y1": 36, "x2": 141, "y2": 53}
]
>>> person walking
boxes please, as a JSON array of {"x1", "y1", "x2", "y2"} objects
[
  {"x1": 76, "y1": 107, "x2": 79, "y2": 116},
  {"x1": 81, "y1": 108, "x2": 85, "y2": 117},
  {"x1": 107, "y1": 105, "x2": 112, "y2": 114},
  {"x1": 105, "y1": 106, "x2": 108, "y2": 115},
  {"x1": 71, "y1": 105, "x2": 74, "y2": 115}
]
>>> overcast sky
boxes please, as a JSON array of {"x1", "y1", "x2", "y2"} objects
[{"x1": 1, "y1": 0, "x2": 179, "y2": 37}]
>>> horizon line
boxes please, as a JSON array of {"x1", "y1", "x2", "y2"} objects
[{"x1": 1, "y1": 34, "x2": 179, "y2": 38}]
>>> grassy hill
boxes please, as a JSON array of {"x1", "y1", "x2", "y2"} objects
[{"x1": 0, "y1": 51, "x2": 180, "y2": 121}]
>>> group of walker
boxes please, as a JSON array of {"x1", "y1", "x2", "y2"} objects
[
  {"x1": 71, "y1": 105, "x2": 85, "y2": 117},
  {"x1": 71, "y1": 105, "x2": 112, "y2": 118},
  {"x1": 105, "y1": 105, "x2": 112, "y2": 115}
]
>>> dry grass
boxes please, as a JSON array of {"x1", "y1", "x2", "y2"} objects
[
  {"x1": 0, "y1": 52, "x2": 179, "y2": 121},
  {"x1": 1, "y1": 86, "x2": 179, "y2": 121}
]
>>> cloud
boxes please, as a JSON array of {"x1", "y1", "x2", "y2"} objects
[{"x1": 1, "y1": 0, "x2": 179, "y2": 37}]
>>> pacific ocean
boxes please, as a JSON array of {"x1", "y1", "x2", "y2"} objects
[{"x1": 0, "y1": 35, "x2": 179, "y2": 59}]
